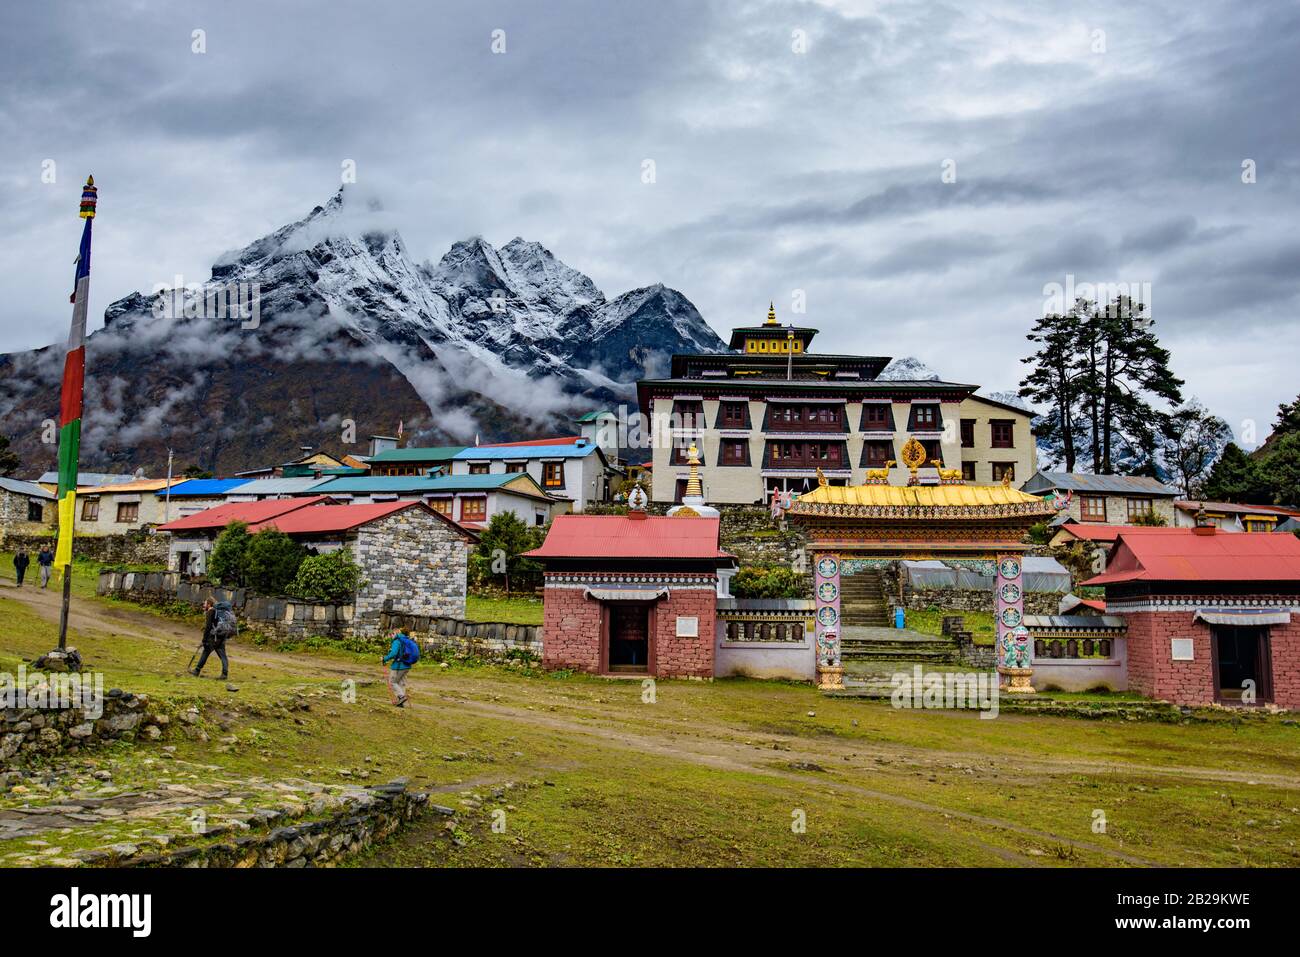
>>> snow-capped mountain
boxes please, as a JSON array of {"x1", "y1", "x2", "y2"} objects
[
  {"x1": 878, "y1": 356, "x2": 942, "y2": 381},
  {"x1": 0, "y1": 188, "x2": 724, "y2": 475}
]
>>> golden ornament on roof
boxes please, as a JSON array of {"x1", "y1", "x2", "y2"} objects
[{"x1": 900, "y1": 437, "x2": 927, "y2": 471}]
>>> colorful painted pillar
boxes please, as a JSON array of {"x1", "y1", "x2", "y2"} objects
[
  {"x1": 995, "y1": 554, "x2": 1035, "y2": 693},
  {"x1": 813, "y1": 553, "x2": 843, "y2": 690}
]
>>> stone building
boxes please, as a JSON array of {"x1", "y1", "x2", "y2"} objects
[
  {"x1": 158, "y1": 498, "x2": 475, "y2": 631},
  {"x1": 451, "y1": 439, "x2": 618, "y2": 512},
  {"x1": 1021, "y1": 471, "x2": 1179, "y2": 526},
  {"x1": 1087, "y1": 525, "x2": 1300, "y2": 708},
  {"x1": 527, "y1": 508, "x2": 735, "y2": 678},
  {"x1": 0, "y1": 477, "x2": 55, "y2": 544}
]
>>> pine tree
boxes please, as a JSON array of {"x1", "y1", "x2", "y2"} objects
[
  {"x1": 1202, "y1": 443, "x2": 1271, "y2": 504},
  {"x1": 1019, "y1": 309, "x2": 1085, "y2": 471}
]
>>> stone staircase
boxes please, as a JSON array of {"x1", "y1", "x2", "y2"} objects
[
  {"x1": 838, "y1": 571, "x2": 889, "y2": 626},
  {"x1": 839, "y1": 626, "x2": 961, "y2": 663}
]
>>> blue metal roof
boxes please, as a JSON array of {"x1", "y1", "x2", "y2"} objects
[
  {"x1": 454, "y1": 443, "x2": 600, "y2": 460},
  {"x1": 310, "y1": 474, "x2": 550, "y2": 496},
  {"x1": 155, "y1": 478, "x2": 249, "y2": 497}
]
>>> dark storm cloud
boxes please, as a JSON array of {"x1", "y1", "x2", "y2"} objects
[{"x1": 1, "y1": 0, "x2": 1297, "y2": 444}]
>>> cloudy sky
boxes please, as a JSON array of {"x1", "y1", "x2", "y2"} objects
[{"x1": 2, "y1": 0, "x2": 1296, "y2": 447}]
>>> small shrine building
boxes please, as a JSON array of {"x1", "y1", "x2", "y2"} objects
[
  {"x1": 1085, "y1": 524, "x2": 1300, "y2": 707},
  {"x1": 527, "y1": 465, "x2": 737, "y2": 677}
]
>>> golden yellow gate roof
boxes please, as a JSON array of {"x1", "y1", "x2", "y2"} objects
[{"x1": 795, "y1": 483, "x2": 1047, "y2": 509}]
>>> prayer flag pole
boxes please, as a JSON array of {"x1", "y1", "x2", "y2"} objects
[{"x1": 54, "y1": 175, "x2": 97, "y2": 653}]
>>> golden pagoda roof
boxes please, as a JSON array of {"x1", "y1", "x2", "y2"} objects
[
  {"x1": 799, "y1": 483, "x2": 1043, "y2": 508},
  {"x1": 787, "y1": 482, "x2": 1055, "y2": 521}
]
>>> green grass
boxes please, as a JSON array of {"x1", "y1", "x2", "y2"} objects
[
  {"x1": 466, "y1": 593, "x2": 544, "y2": 625},
  {"x1": 903, "y1": 606, "x2": 997, "y2": 645},
  {"x1": 1, "y1": 551, "x2": 163, "y2": 600},
  {"x1": 3, "y1": 588, "x2": 1300, "y2": 868}
]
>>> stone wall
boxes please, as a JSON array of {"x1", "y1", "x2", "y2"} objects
[
  {"x1": 3, "y1": 529, "x2": 169, "y2": 566},
  {"x1": 97, "y1": 570, "x2": 535, "y2": 658},
  {"x1": 584, "y1": 503, "x2": 808, "y2": 568},
  {"x1": 85, "y1": 782, "x2": 430, "y2": 868},
  {"x1": 353, "y1": 507, "x2": 470, "y2": 634},
  {"x1": 381, "y1": 611, "x2": 542, "y2": 658},
  {"x1": 1, "y1": 689, "x2": 167, "y2": 764},
  {"x1": 0, "y1": 489, "x2": 53, "y2": 543},
  {"x1": 904, "y1": 586, "x2": 1060, "y2": 616}
]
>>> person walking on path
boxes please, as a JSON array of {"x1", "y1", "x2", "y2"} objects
[
  {"x1": 12, "y1": 549, "x2": 29, "y2": 586},
  {"x1": 191, "y1": 597, "x2": 235, "y2": 680},
  {"x1": 36, "y1": 545, "x2": 54, "y2": 588},
  {"x1": 382, "y1": 630, "x2": 420, "y2": 707}
]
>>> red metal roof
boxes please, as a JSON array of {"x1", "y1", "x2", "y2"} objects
[
  {"x1": 1054, "y1": 524, "x2": 1173, "y2": 543},
  {"x1": 488, "y1": 435, "x2": 583, "y2": 447},
  {"x1": 526, "y1": 514, "x2": 728, "y2": 560},
  {"x1": 249, "y1": 501, "x2": 418, "y2": 534},
  {"x1": 1084, "y1": 528, "x2": 1300, "y2": 585},
  {"x1": 158, "y1": 496, "x2": 333, "y2": 532}
]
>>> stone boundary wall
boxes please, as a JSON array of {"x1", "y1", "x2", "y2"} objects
[
  {"x1": 2, "y1": 690, "x2": 167, "y2": 764},
  {"x1": 85, "y1": 782, "x2": 431, "y2": 868},
  {"x1": 97, "y1": 570, "x2": 537, "y2": 658},
  {"x1": 380, "y1": 612, "x2": 542, "y2": 658},
  {"x1": 5, "y1": 531, "x2": 169, "y2": 566},
  {"x1": 904, "y1": 587, "x2": 1060, "y2": 616}
]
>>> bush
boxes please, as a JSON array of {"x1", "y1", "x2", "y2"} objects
[
  {"x1": 288, "y1": 549, "x2": 362, "y2": 603},
  {"x1": 208, "y1": 521, "x2": 250, "y2": 587},
  {"x1": 1026, "y1": 521, "x2": 1054, "y2": 545},
  {"x1": 730, "y1": 565, "x2": 806, "y2": 599},
  {"x1": 1130, "y1": 511, "x2": 1168, "y2": 527},
  {"x1": 469, "y1": 512, "x2": 546, "y2": 594},
  {"x1": 244, "y1": 528, "x2": 307, "y2": 595}
]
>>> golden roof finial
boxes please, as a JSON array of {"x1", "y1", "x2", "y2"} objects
[
  {"x1": 765, "y1": 301, "x2": 777, "y2": 325},
  {"x1": 900, "y1": 436, "x2": 927, "y2": 485},
  {"x1": 684, "y1": 443, "x2": 704, "y2": 498},
  {"x1": 816, "y1": 467, "x2": 828, "y2": 488}
]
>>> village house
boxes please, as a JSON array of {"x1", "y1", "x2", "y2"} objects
[
  {"x1": 224, "y1": 477, "x2": 326, "y2": 501},
  {"x1": 74, "y1": 477, "x2": 185, "y2": 534},
  {"x1": 1086, "y1": 525, "x2": 1300, "y2": 708},
  {"x1": 158, "y1": 498, "x2": 476, "y2": 627},
  {"x1": 0, "y1": 477, "x2": 55, "y2": 544},
  {"x1": 36, "y1": 470, "x2": 138, "y2": 495},
  {"x1": 450, "y1": 439, "x2": 618, "y2": 512},
  {"x1": 233, "y1": 447, "x2": 360, "y2": 480},
  {"x1": 153, "y1": 478, "x2": 251, "y2": 517},
  {"x1": 635, "y1": 305, "x2": 1038, "y2": 504},
  {"x1": 365, "y1": 445, "x2": 466, "y2": 477},
  {"x1": 157, "y1": 496, "x2": 333, "y2": 575},
  {"x1": 307, "y1": 472, "x2": 555, "y2": 528},
  {"x1": 1021, "y1": 471, "x2": 1180, "y2": 526},
  {"x1": 1172, "y1": 500, "x2": 1300, "y2": 534}
]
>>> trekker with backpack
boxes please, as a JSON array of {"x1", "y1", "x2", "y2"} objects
[
  {"x1": 382, "y1": 630, "x2": 420, "y2": 707},
  {"x1": 192, "y1": 597, "x2": 236, "y2": 679}
]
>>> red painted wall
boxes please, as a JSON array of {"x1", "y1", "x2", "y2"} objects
[
  {"x1": 540, "y1": 573, "x2": 716, "y2": 677},
  {"x1": 540, "y1": 585, "x2": 603, "y2": 673},
  {"x1": 1124, "y1": 608, "x2": 1300, "y2": 708}
]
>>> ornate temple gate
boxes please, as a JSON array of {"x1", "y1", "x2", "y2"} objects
[{"x1": 786, "y1": 460, "x2": 1054, "y2": 691}]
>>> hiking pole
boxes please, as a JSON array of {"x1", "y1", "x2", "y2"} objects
[
  {"x1": 187, "y1": 641, "x2": 204, "y2": 672},
  {"x1": 384, "y1": 666, "x2": 395, "y2": 705}
]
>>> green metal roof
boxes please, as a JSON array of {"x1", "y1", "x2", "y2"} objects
[{"x1": 365, "y1": 446, "x2": 467, "y2": 464}]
